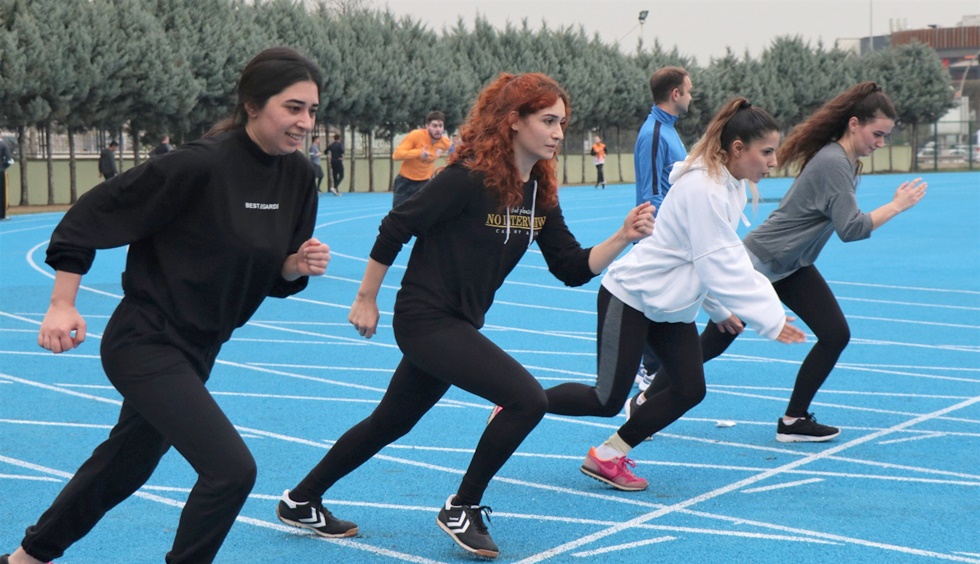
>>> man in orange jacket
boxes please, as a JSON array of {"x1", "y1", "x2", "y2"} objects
[{"x1": 391, "y1": 111, "x2": 451, "y2": 207}]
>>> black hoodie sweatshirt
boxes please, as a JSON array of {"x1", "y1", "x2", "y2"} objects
[
  {"x1": 371, "y1": 163, "x2": 596, "y2": 336},
  {"x1": 46, "y1": 129, "x2": 317, "y2": 344}
]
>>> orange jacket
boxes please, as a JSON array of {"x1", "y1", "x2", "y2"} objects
[
  {"x1": 591, "y1": 142, "x2": 607, "y2": 163},
  {"x1": 392, "y1": 129, "x2": 452, "y2": 181}
]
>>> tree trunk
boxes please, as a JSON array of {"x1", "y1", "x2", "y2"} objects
[
  {"x1": 18, "y1": 125, "x2": 28, "y2": 205},
  {"x1": 69, "y1": 130, "x2": 78, "y2": 203},
  {"x1": 348, "y1": 124, "x2": 357, "y2": 193},
  {"x1": 388, "y1": 133, "x2": 396, "y2": 192},
  {"x1": 130, "y1": 125, "x2": 142, "y2": 168},
  {"x1": 561, "y1": 150, "x2": 568, "y2": 185},
  {"x1": 367, "y1": 130, "x2": 375, "y2": 192},
  {"x1": 45, "y1": 124, "x2": 55, "y2": 205},
  {"x1": 616, "y1": 126, "x2": 624, "y2": 182}
]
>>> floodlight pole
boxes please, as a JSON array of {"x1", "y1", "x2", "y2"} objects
[
  {"x1": 639, "y1": 10, "x2": 649, "y2": 39},
  {"x1": 869, "y1": 0, "x2": 874, "y2": 53}
]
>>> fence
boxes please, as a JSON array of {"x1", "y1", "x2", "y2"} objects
[{"x1": 3, "y1": 122, "x2": 976, "y2": 209}]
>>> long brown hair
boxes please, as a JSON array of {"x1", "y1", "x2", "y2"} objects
[
  {"x1": 777, "y1": 81, "x2": 896, "y2": 174},
  {"x1": 447, "y1": 73, "x2": 569, "y2": 210},
  {"x1": 206, "y1": 47, "x2": 324, "y2": 138},
  {"x1": 683, "y1": 97, "x2": 780, "y2": 209}
]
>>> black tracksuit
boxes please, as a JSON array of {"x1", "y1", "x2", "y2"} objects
[
  {"x1": 293, "y1": 163, "x2": 595, "y2": 506},
  {"x1": 22, "y1": 129, "x2": 317, "y2": 563}
]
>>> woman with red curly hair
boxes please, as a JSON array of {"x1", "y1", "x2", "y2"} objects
[{"x1": 277, "y1": 72, "x2": 653, "y2": 559}]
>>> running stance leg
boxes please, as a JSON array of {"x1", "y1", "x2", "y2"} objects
[
  {"x1": 292, "y1": 319, "x2": 547, "y2": 506},
  {"x1": 21, "y1": 302, "x2": 253, "y2": 564},
  {"x1": 546, "y1": 287, "x2": 647, "y2": 417},
  {"x1": 19, "y1": 399, "x2": 171, "y2": 563},
  {"x1": 772, "y1": 265, "x2": 849, "y2": 417},
  {"x1": 617, "y1": 321, "x2": 705, "y2": 446},
  {"x1": 581, "y1": 320, "x2": 703, "y2": 490},
  {"x1": 643, "y1": 319, "x2": 739, "y2": 398}
]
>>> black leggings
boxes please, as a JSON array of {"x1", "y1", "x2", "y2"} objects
[
  {"x1": 545, "y1": 287, "x2": 706, "y2": 447},
  {"x1": 21, "y1": 300, "x2": 255, "y2": 564},
  {"x1": 646, "y1": 265, "x2": 850, "y2": 417},
  {"x1": 292, "y1": 316, "x2": 547, "y2": 506},
  {"x1": 595, "y1": 163, "x2": 605, "y2": 185}
]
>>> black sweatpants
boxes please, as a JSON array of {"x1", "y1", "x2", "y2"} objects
[
  {"x1": 546, "y1": 287, "x2": 706, "y2": 447},
  {"x1": 330, "y1": 160, "x2": 344, "y2": 191},
  {"x1": 645, "y1": 264, "x2": 850, "y2": 418},
  {"x1": 21, "y1": 300, "x2": 256, "y2": 563},
  {"x1": 391, "y1": 174, "x2": 427, "y2": 208},
  {"x1": 292, "y1": 316, "x2": 548, "y2": 506}
]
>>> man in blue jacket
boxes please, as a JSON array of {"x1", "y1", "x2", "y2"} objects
[{"x1": 633, "y1": 66, "x2": 693, "y2": 390}]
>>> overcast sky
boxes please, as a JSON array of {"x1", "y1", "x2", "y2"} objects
[{"x1": 381, "y1": 0, "x2": 978, "y2": 64}]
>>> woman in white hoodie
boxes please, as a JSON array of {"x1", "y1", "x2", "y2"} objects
[{"x1": 545, "y1": 98, "x2": 806, "y2": 491}]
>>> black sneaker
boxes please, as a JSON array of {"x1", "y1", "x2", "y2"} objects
[
  {"x1": 436, "y1": 495, "x2": 499, "y2": 559},
  {"x1": 776, "y1": 413, "x2": 841, "y2": 443},
  {"x1": 276, "y1": 489, "x2": 358, "y2": 538}
]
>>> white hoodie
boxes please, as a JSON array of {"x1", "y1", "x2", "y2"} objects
[{"x1": 602, "y1": 160, "x2": 786, "y2": 340}]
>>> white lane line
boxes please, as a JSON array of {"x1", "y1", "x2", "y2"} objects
[
  {"x1": 570, "y1": 536, "x2": 677, "y2": 557},
  {"x1": 740, "y1": 478, "x2": 824, "y2": 494},
  {"x1": 878, "y1": 432, "x2": 947, "y2": 445},
  {"x1": 514, "y1": 394, "x2": 980, "y2": 564}
]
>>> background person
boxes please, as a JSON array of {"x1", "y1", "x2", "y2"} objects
[
  {"x1": 326, "y1": 132, "x2": 344, "y2": 195},
  {"x1": 149, "y1": 134, "x2": 174, "y2": 158},
  {"x1": 276, "y1": 72, "x2": 652, "y2": 559},
  {"x1": 638, "y1": 81, "x2": 927, "y2": 443},
  {"x1": 390, "y1": 110, "x2": 451, "y2": 207},
  {"x1": 0, "y1": 136, "x2": 12, "y2": 219},
  {"x1": 309, "y1": 134, "x2": 325, "y2": 191},
  {"x1": 1, "y1": 47, "x2": 328, "y2": 564},
  {"x1": 591, "y1": 134, "x2": 606, "y2": 189},
  {"x1": 98, "y1": 140, "x2": 119, "y2": 179},
  {"x1": 633, "y1": 66, "x2": 694, "y2": 391}
]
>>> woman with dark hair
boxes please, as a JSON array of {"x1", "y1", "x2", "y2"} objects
[
  {"x1": 1, "y1": 47, "x2": 327, "y2": 564},
  {"x1": 277, "y1": 72, "x2": 653, "y2": 559},
  {"x1": 635, "y1": 81, "x2": 927, "y2": 445},
  {"x1": 553, "y1": 98, "x2": 807, "y2": 491}
]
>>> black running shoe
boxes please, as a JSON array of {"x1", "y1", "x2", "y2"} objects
[
  {"x1": 436, "y1": 495, "x2": 499, "y2": 559},
  {"x1": 776, "y1": 413, "x2": 841, "y2": 443},
  {"x1": 276, "y1": 489, "x2": 358, "y2": 538}
]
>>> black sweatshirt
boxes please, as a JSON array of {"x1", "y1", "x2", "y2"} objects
[
  {"x1": 371, "y1": 163, "x2": 596, "y2": 336},
  {"x1": 46, "y1": 129, "x2": 318, "y2": 343}
]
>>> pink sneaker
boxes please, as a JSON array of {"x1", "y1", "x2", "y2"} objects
[{"x1": 580, "y1": 447, "x2": 648, "y2": 491}]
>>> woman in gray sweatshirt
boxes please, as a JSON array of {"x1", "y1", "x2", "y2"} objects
[{"x1": 638, "y1": 81, "x2": 926, "y2": 443}]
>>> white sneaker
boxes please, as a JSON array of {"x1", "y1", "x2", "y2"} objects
[{"x1": 635, "y1": 366, "x2": 653, "y2": 391}]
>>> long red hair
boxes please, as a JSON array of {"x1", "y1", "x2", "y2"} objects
[{"x1": 448, "y1": 73, "x2": 569, "y2": 210}]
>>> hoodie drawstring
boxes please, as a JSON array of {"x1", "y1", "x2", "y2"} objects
[
  {"x1": 528, "y1": 180, "x2": 537, "y2": 248},
  {"x1": 503, "y1": 180, "x2": 537, "y2": 247}
]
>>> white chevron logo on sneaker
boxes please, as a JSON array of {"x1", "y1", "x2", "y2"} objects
[
  {"x1": 447, "y1": 513, "x2": 470, "y2": 532},
  {"x1": 300, "y1": 507, "x2": 326, "y2": 527}
]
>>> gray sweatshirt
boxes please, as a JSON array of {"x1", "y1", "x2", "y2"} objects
[{"x1": 743, "y1": 142, "x2": 873, "y2": 276}]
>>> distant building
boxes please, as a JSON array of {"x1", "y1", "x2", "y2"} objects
[
  {"x1": 839, "y1": 15, "x2": 979, "y2": 82},
  {"x1": 891, "y1": 18, "x2": 980, "y2": 83}
]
